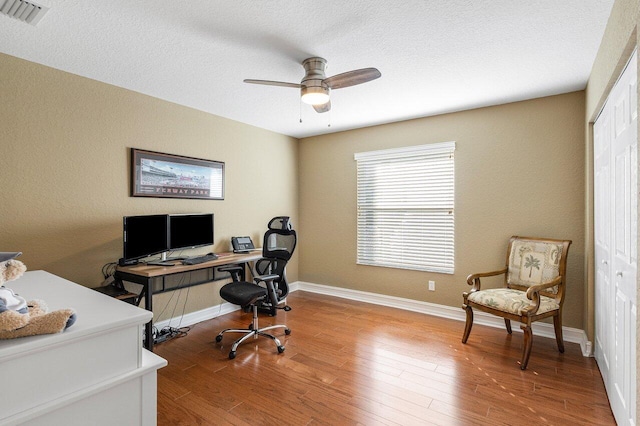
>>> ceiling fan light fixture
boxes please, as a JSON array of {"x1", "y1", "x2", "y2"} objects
[{"x1": 301, "y1": 85, "x2": 330, "y2": 105}]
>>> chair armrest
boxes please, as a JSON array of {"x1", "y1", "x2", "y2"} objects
[
  {"x1": 218, "y1": 264, "x2": 244, "y2": 282},
  {"x1": 525, "y1": 275, "x2": 563, "y2": 298},
  {"x1": 466, "y1": 267, "x2": 508, "y2": 291},
  {"x1": 521, "y1": 275, "x2": 563, "y2": 315},
  {"x1": 254, "y1": 274, "x2": 279, "y2": 284}
]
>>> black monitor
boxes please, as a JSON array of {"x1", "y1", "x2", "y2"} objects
[
  {"x1": 122, "y1": 214, "x2": 169, "y2": 262},
  {"x1": 169, "y1": 213, "x2": 214, "y2": 251}
]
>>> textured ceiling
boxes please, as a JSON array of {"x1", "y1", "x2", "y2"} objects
[{"x1": 0, "y1": 0, "x2": 614, "y2": 138}]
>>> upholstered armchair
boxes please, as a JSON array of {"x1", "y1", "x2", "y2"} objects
[{"x1": 462, "y1": 236, "x2": 572, "y2": 370}]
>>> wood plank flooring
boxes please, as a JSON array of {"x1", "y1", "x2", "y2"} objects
[{"x1": 154, "y1": 291, "x2": 615, "y2": 425}]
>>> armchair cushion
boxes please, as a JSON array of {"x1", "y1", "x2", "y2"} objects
[
  {"x1": 507, "y1": 239, "x2": 564, "y2": 293},
  {"x1": 466, "y1": 288, "x2": 559, "y2": 316}
]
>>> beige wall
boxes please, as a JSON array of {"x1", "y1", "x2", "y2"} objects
[
  {"x1": 0, "y1": 53, "x2": 299, "y2": 321},
  {"x1": 298, "y1": 92, "x2": 586, "y2": 328}
]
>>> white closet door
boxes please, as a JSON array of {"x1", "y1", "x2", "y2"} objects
[
  {"x1": 594, "y1": 49, "x2": 637, "y2": 426},
  {"x1": 594, "y1": 89, "x2": 612, "y2": 385}
]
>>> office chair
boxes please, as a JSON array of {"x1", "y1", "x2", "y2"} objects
[{"x1": 215, "y1": 216, "x2": 297, "y2": 359}]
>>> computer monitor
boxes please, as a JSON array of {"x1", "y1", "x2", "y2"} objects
[
  {"x1": 169, "y1": 213, "x2": 214, "y2": 251},
  {"x1": 122, "y1": 214, "x2": 169, "y2": 262}
]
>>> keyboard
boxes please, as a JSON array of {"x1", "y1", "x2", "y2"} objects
[{"x1": 181, "y1": 253, "x2": 218, "y2": 265}]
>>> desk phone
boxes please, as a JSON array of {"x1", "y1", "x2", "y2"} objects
[{"x1": 231, "y1": 236, "x2": 255, "y2": 253}]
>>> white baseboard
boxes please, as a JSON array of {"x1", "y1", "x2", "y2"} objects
[
  {"x1": 153, "y1": 301, "x2": 239, "y2": 331},
  {"x1": 154, "y1": 280, "x2": 593, "y2": 358}
]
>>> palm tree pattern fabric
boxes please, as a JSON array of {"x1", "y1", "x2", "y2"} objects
[{"x1": 506, "y1": 240, "x2": 563, "y2": 294}]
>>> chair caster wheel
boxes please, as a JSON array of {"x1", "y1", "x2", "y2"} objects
[
  {"x1": 284, "y1": 306, "x2": 292, "y2": 311},
  {"x1": 215, "y1": 335, "x2": 223, "y2": 343},
  {"x1": 285, "y1": 329, "x2": 291, "y2": 335},
  {"x1": 229, "y1": 351, "x2": 236, "y2": 359},
  {"x1": 277, "y1": 345, "x2": 285, "y2": 353}
]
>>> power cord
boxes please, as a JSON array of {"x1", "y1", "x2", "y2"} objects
[
  {"x1": 153, "y1": 325, "x2": 190, "y2": 344},
  {"x1": 100, "y1": 262, "x2": 118, "y2": 287},
  {"x1": 152, "y1": 271, "x2": 193, "y2": 344},
  {"x1": 101, "y1": 262, "x2": 117, "y2": 279}
]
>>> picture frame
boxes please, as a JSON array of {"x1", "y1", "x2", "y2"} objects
[{"x1": 130, "y1": 148, "x2": 224, "y2": 200}]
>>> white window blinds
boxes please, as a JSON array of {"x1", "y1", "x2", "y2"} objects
[{"x1": 354, "y1": 141, "x2": 455, "y2": 274}]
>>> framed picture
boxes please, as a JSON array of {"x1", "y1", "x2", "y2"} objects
[{"x1": 131, "y1": 148, "x2": 224, "y2": 200}]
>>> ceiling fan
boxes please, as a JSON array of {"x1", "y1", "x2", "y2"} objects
[{"x1": 244, "y1": 57, "x2": 381, "y2": 113}]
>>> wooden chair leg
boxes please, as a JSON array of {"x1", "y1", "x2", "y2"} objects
[
  {"x1": 553, "y1": 314, "x2": 565, "y2": 353},
  {"x1": 504, "y1": 318, "x2": 512, "y2": 334},
  {"x1": 520, "y1": 324, "x2": 533, "y2": 370},
  {"x1": 462, "y1": 305, "x2": 473, "y2": 343}
]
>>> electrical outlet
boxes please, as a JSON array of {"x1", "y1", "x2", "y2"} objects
[{"x1": 428, "y1": 280, "x2": 435, "y2": 291}]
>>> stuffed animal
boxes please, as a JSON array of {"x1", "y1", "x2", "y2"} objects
[{"x1": 0, "y1": 252, "x2": 76, "y2": 339}]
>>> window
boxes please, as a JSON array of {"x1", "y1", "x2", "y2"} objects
[{"x1": 355, "y1": 141, "x2": 455, "y2": 273}]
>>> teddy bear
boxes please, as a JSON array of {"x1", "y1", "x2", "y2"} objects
[{"x1": 0, "y1": 252, "x2": 76, "y2": 339}]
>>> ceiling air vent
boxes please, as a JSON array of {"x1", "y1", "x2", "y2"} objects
[{"x1": 0, "y1": 0, "x2": 49, "y2": 26}]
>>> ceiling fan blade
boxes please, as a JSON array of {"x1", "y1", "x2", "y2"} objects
[
  {"x1": 323, "y1": 68, "x2": 381, "y2": 89},
  {"x1": 313, "y1": 100, "x2": 331, "y2": 113},
  {"x1": 243, "y1": 79, "x2": 302, "y2": 89}
]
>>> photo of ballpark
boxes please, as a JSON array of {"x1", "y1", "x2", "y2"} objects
[
  {"x1": 131, "y1": 148, "x2": 224, "y2": 200},
  {"x1": 140, "y1": 158, "x2": 211, "y2": 189}
]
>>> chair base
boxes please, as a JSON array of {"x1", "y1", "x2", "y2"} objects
[{"x1": 215, "y1": 305, "x2": 290, "y2": 359}]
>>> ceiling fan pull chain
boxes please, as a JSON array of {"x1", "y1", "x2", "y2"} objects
[{"x1": 299, "y1": 99, "x2": 302, "y2": 123}]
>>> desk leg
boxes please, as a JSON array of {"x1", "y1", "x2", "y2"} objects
[
  {"x1": 141, "y1": 280, "x2": 153, "y2": 352},
  {"x1": 113, "y1": 272, "x2": 156, "y2": 351}
]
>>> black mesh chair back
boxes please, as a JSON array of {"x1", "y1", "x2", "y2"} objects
[{"x1": 255, "y1": 217, "x2": 297, "y2": 303}]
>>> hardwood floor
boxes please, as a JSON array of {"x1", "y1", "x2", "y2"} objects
[{"x1": 154, "y1": 291, "x2": 615, "y2": 425}]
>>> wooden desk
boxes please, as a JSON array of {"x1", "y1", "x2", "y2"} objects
[{"x1": 115, "y1": 250, "x2": 263, "y2": 351}]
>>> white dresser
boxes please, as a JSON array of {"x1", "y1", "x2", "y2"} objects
[{"x1": 0, "y1": 270, "x2": 167, "y2": 426}]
